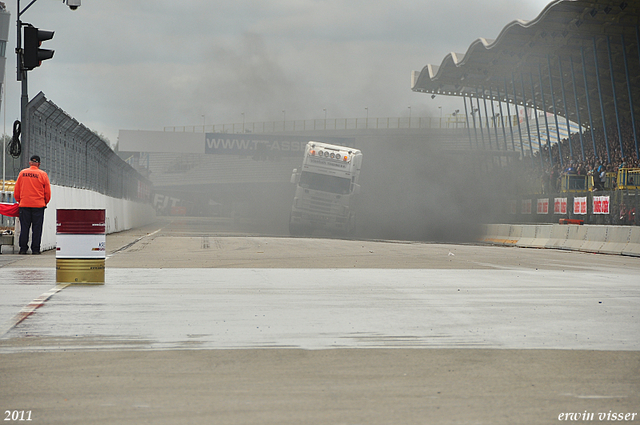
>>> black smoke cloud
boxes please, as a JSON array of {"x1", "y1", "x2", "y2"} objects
[{"x1": 355, "y1": 135, "x2": 509, "y2": 242}]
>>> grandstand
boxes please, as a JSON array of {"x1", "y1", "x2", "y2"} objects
[
  {"x1": 411, "y1": 0, "x2": 639, "y2": 226},
  {"x1": 411, "y1": 0, "x2": 639, "y2": 168}
]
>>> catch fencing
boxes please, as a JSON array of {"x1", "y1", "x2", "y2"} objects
[
  {"x1": 23, "y1": 92, "x2": 152, "y2": 201},
  {"x1": 1, "y1": 92, "x2": 152, "y2": 232},
  {"x1": 164, "y1": 115, "x2": 476, "y2": 134}
]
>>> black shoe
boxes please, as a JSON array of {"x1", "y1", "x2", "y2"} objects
[
  {"x1": 19, "y1": 250, "x2": 28, "y2": 255},
  {"x1": 32, "y1": 251, "x2": 41, "y2": 255}
]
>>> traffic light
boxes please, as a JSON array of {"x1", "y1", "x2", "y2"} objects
[{"x1": 23, "y1": 25, "x2": 55, "y2": 71}]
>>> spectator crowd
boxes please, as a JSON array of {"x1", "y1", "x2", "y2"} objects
[
  {"x1": 494, "y1": 120, "x2": 639, "y2": 225},
  {"x1": 511, "y1": 120, "x2": 639, "y2": 193}
]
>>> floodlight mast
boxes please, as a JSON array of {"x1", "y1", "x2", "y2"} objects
[{"x1": 15, "y1": 0, "x2": 79, "y2": 167}]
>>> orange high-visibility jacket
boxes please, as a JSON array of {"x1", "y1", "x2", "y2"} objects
[{"x1": 14, "y1": 165, "x2": 51, "y2": 208}]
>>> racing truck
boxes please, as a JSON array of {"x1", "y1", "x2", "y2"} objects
[{"x1": 289, "y1": 141, "x2": 363, "y2": 236}]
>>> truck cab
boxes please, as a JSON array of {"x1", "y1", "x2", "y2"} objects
[{"x1": 289, "y1": 141, "x2": 362, "y2": 236}]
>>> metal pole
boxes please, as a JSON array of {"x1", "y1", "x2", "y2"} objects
[
  {"x1": 529, "y1": 73, "x2": 544, "y2": 167},
  {"x1": 475, "y1": 88, "x2": 486, "y2": 149},
  {"x1": 489, "y1": 86, "x2": 500, "y2": 150},
  {"x1": 607, "y1": 35, "x2": 625, "y2": 159},
  {"x1": 547, "y1": 55, "x2": 564, "y2": 167},
  {"x1": 2, "y1": 80, "x2": 4, "y2": 190},
  {"x1": 463, "y1": 93, "x2": 473, "y2": 149},
  {"x1": 469, "y1": 95, "x2": 480, "y2": 149},
  {"x1": 482, "y1": 87, "x2": 493, "y2": 150},
  {"x1": 496, "y1": 86, "x2": 508, "y2": 151},
  {"x1": 622, "y1": 33, "x2": 639, "y2": 159},
  {"x1": 16, "y1": 0, "x2": 40, "y2": 169},
  {"x1": 581, "y1": 46, "x2": 598, "y2": 160},
  {"x1": 521, "y1": 76, "x2": 535, "y2": 162},
  {"x1": 504, "y1": 78, "x2": 516, "y2": 151},
  {"x1": 593, "y1": 37, "x2": 611, "y2": 163},
  {"x1": 16, "y1": 0, "x2": 21, "y2": 81},
  {"x1": 538, "y1": 63, "x2": 553, "y2": 166},
  {"x1": 558, "y1": 57, "x2": 574, "y2": 160},
  {"x1": 569, "y1": 56, "x2": 586, "y2": 161},
  {"x1": 511, "y1": 74, "x2": 525, "y2": 159}
]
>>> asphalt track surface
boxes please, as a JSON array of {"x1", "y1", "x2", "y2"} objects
[{"x1": 1, "y1": 216, "x2": 639, "y2": 424}]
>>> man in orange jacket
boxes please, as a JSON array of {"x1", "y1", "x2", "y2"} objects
[{"x1": 14, "y1": 155, "x2": 51, "y2": 254}]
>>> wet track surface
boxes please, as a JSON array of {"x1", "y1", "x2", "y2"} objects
[
  {"x1": 1, "y1": 217, "x2": 639, "y2": 352},
  {"x1": 1, "y1": 218, "x2": 639, "y2": 425},
  {"x1": 1, "y1": 267, "x2": 639, "y2": 352}
]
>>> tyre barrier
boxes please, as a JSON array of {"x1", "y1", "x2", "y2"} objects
[{"x1": 480, "y1": 223, "x2": 640, "y2": 257}]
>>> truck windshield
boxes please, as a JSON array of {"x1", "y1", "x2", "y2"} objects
[{"x1": 299, "y1": 171, "x2": 351, "y2": 194}]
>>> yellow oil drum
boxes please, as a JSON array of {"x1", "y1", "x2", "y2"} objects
[{"x1": 56, "y1": 209, "x2": 106, "y2": 284}]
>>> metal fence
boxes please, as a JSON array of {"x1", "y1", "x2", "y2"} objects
[
  {"x1": 164, "y1": 115, "x2": 475, "y2": 134},
  {"x1": 23, "y1": 92, "x2": 152, "y2": 201}
]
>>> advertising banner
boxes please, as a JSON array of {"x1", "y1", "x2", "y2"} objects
[
  {"x1": 537, "y1": 198, "x2": 549, "y2": 215},
  {"x1": 574, "y1": 197, "x2": 587, "y2": 215},
  {"x1": 593, "y1": 195, "x2": 610, "y2": 215},
  {"x1": 205, "y1": 133, "x2": 355, "y2": 157},
  {"x1": 521, "y1": 199, "x2": 532, "y2": 214},
  {"x1": 554, "y1": 197, "x2": 567, "y2": 214},
  {"x1": 507, "y1": 200, "x2": 517, "y2": 215}
]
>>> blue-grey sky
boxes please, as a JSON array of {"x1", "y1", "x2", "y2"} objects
[{"x1": 2, "y1": 0, "x2": 551, "y2": 144}]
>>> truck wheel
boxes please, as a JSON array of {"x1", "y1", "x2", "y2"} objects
[
  {"x1": 289, "y1": 217, "x2": 301, "y2": 236},
  {"x1": 347, "y1": 214, "x2": 356, "y2": 236}
]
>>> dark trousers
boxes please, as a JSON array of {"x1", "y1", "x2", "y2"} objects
[{"x1": 19, "y1": 207, "x2": 45, "y2": 253}]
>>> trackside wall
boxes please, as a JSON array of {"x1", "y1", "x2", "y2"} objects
[
  {"x1": 14, "y1": 185, "x2": 156, "y2": 252},
  {"x1": 480, "y1": 224, "x2": 640, "y2": 257}
]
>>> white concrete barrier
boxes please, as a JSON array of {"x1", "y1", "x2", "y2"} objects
[
  {"x1": 622, "y1": 227, "x2": 640, "y2": 257},
  {"x1": 509, "y1": 224, "x2": 523, "y2": 241},
  {"x1": 14, "y1": 185, "x2": 156, "y2": 252},
  {"x1": 480, "y1": 224, "x2": 517, "y2": 245},
  {"x1": 600, "y1": 227, "x2": 632, "y2": 256},
  {"x1": 563, "y1": 225, "x2": 588, "y2": 252},
  {"x1": 516, "y1": 225, "x2": 538, "y2": 248},
  {"x1": 530, "y1": 225, "x2": 551, "y2": 248},
  {"x1": 545, "y1": 224, "x2": 570, "y2": 250},
  {"x1": 580, "y1": 226, "x2": 608, "y2": 253},
  {"x1": 481, "y1": 223, "x2": 640, "y2": 257}
]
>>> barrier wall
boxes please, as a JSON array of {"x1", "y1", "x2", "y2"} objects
[
  {"x1": 480, "y1": 223, "x2": 640, "y2": 257},
  {"x1": 13, "y1": 184, "x2": 156, "y2": 252}
]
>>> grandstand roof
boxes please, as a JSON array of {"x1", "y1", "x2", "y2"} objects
[{"x1": 411, "y1": 0, "x2": 640, "y2": 130}]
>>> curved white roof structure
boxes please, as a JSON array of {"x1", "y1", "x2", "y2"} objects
[{"x1": 411, "y1": 0, "x2": 639, "y2": 132}]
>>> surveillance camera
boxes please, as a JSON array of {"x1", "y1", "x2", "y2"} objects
[{"x1": 65, "y1": 0, "x2": 80, "y2": 10}]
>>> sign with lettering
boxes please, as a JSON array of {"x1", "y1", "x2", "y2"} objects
[
  {"x1": 205, "y1": 133, "x2": 355, "y2": 157},
  {"x1": 593, "y1": 195, "x2": 610, "y2": 215},
  {"x1": 554, "y1": 197, "x2": 567, "y2": 214},
  {"x1": 573, "y1": 196, "x2": 587, "y2": 215},
  {"x1": 537, "y1": 198, "x2": 549, "y2": 214}
]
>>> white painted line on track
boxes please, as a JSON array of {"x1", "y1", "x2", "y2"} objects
[
  {"x1": 0, "y1": 283, "x2": 70, "y2": 337},
  {"x1": 1, "y1": 228, "x2": 162, "y2": 338},
  {"x1": 106, "y1": 228, "x2": 162, "y2": 260}
]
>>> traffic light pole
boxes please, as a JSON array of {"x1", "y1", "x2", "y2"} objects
[
  {"x1": 16, "y1": 0, "x2": 32, "y2": 169},
  {"x1": 15, "y1": 0, "x2": 71, "y2": 166}
]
